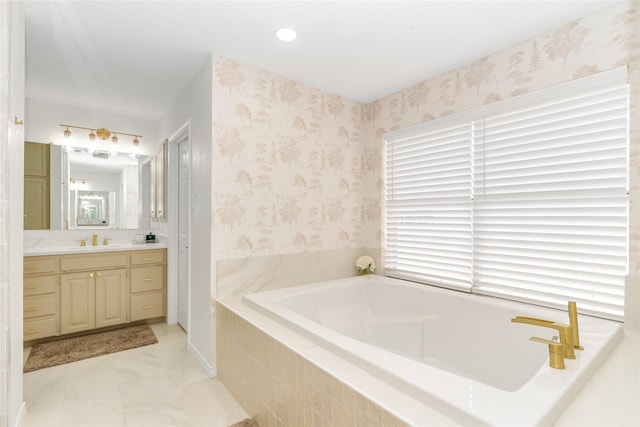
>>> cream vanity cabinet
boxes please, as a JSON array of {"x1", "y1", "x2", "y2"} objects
[
  {"x1": 23, "y1": 248, "x2": 166, "y2": 342},
  {"x1": 129, "y1": 250, "x2": 166, "y2": 321},
  {"x1": 23, "y1": 256, "x2": 59, "y2": 340},
  {"x1": 60, "y1": 252, "x2": 129, "y2": 334}
]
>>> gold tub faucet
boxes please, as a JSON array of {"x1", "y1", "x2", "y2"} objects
[
  {"x1": 568, "y1": 301, "x2": 583, "y2": 350},
  {"x1": 511, "y1": 316, "x2": 576, "y2": 360}
]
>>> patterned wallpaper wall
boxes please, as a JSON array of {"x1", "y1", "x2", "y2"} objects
[
  {"x1": 211, "y1": 58, "x2": 369, "y2": 259},
  {"x1": 210, "y1": 2, "x2": 638, "y2": 268}
]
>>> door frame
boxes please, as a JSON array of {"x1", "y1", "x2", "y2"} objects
[{"x1": 166, "y1": 121, "x2": 191, "y2": 331}]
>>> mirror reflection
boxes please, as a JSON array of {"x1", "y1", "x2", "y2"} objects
[
  {"x1": 24, "y1": 141, "x2": 151, "y2": 230},
  {"x1": 74, "y1": 190, "x2": 112, "y2": 227}
]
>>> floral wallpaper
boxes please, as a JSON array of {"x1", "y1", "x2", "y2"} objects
[
  {"x1": 210, "y1": 1, "x2": 639, "y2": 275},
  {"x1": 211, "y1": 57, "x2": 369, "y2": 259}
]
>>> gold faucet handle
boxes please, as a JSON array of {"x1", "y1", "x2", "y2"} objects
[
  {"x1": 530, "y1": 336, "x2": 565, "y2": 369},
  {"x1": 103, "y1": 237, "x2": 112, "y2": 246},
  {"x1": 568, "y1": 301, "x2": 584, "y2": 350},
  {"x1": 78, "y1": 239, "x2": 86, "y2": 247}
]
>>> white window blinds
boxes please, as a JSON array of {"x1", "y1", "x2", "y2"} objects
[
  {"x1": 384, "y1": 117, "x2": 473, "y2": 292},
  {"x1": 384, "y1": 67, "x2": 628, "y2": 320}
]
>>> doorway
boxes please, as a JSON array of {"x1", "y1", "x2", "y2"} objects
[{"x1": 169, "y1": 124, "x2": 191, "y2": 331}]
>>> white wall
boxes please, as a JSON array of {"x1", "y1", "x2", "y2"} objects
[
  {"x1": 1, "y1": 1, "x2": 26, "y2": 426},
  {"x1": 160, "y1": 56, "x2": 213, "y2": 372}
]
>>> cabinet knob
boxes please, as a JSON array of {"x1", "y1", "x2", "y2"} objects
[
  {"x1": 96, "y1": 272, "x2": 102, "y2": 277},
  {"x1": 89, "y1": 273, "x2": 94, "y2": 278},
  {"x1": 143, "y1": 305, "x2": 153, "y2": 309}
]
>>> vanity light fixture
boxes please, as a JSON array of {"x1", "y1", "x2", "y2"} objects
[
  {"x1": 60, "y1": 124, "x2": 142, "y2": 151},
  {"x1": 276, "y1": 27, "x2": 297, "y2": 42}
]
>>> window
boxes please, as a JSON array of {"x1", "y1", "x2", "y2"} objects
[{"x1": 384, "y1": 67, "x2": 628, "y2": 320}]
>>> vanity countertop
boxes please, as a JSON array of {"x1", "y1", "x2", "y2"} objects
[{"x1": 24, "y1": 242, "x2": 167, "y2": 257}]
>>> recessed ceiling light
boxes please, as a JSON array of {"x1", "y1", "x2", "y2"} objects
[{"x1": 276, "y1": 28, "x2": 297, "y2": 42}]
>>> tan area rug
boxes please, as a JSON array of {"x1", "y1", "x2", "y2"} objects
[{"x1": 24, "y1": 324, "x2": 158, "y2": 372}]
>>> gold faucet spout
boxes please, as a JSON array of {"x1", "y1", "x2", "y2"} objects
[
  {"x1": 511, "y1": 316, "x2": 575, "y2": 359},
  {"x1": 92, "y1": 234, "x2": 98, "y2": 246},
  {"x1": 568, "y1": 301, "x2": 584, "y2": 350}
]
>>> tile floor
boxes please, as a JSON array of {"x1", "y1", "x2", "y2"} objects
[{"x1": 21, "y1": 323, "x2": 249, "y2": 427}]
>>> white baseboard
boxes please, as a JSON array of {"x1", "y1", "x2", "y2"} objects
[
  {"x1": 13, "y1": 401, "x2": 26, "y2": 427},
  {"x1": 187, "y1": 340, "x2": 217, "y2": 378}
]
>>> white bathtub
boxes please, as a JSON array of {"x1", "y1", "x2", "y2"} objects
[{"x1": 242, "y1": 275, "x2": 623, "y2": 426}]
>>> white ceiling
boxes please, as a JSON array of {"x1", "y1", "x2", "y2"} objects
[{"x1": 24, "y1": 0, "x2": 621, "y2": 120}]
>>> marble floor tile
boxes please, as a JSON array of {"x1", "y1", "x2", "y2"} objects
[{"x1": 22, "y1": 323, "x2": 249, "y2": 427}]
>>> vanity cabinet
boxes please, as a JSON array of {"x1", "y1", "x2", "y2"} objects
[
  {"x1": 60, "y1": 271, "x2": 96, "y2": 333},
  {"x1": 23, "y1": 248, "x2": 166, "y2": 342},
  {"x1": 60, "y1": 252, "x2": 128, "y2": 334},
  {"x1": 60, "y1": 269, "x2": 128, "y2": 334},
  {"x1": 130, "y1": 250, "x2": 166, "y2": 321},
  {"x1": 95, "y1": 269, "x2": 128, "y2": 328},
  {"x1": 23, "y1": 256, "x2": 59, "y2": 341}
]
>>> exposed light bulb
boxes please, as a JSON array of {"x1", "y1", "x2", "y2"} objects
[
  {"x1": 89, "y1": 130, "x2": 96, "y2": 141},
  {"x1": 112, "y1": 134, "x2": 118, "y2": 143},
  {"x1": 64, "y1": 127, "x2": 71, "y2": 137}
]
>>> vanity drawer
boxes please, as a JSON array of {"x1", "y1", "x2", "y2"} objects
[
  {"x1": 60, "y1": 253, "x2": 128, "y2": 272},
  {"x1": 24, "y1": 257, "x2": 58, "y2": 275},
  {"x1": 24, "y1": 317, "x2": 58, "y2": 341},
  {"x1": 130, "y1": 250, "x2": 165, "y2": 265},
  {"x1": 130, "y1": 266, "x2": 164, "y2": 293},
  {"x1": 24, "y1": 275, "x2": 57, "y2": 296},
  {"x1": 130, "y1": 292, "x2": 164, "y2": 321},
  {"x1": 23, "y1": 294, "x2": 57, "y2": 319}
]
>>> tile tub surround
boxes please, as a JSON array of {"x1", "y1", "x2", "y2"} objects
[
  {"x1": 218, "y1": 297, "x2": 640, "y2": 427},
  {"x1": 217, "y1": 300, "x2": 457, "y2": 427},
  {"x1": 215, "y1": 247, "x2": 380, "y2": 300}
]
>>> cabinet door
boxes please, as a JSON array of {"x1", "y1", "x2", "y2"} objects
[
  {"x1": 24, "y1": 141, "x2": 50, "y2": 176},
  {"x1": 95, "y1": 269, "x2": 128, "y2": 328},
  {"x1": 24, "y1": 175, "x2": 50, "y2": 230},
  {"x1": 60, "y1": 272, "x2": 96, "y2": 334}
]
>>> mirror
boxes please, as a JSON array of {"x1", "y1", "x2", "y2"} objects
[
  {"x1": 24, "y1": 141, "x2": 151, "y2": 230},
  {"x1": 73, "y1": 190, "x2": 112, "y2": 226}
]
